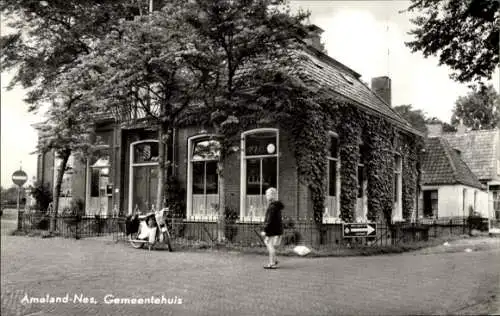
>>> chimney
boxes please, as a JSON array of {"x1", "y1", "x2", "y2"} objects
[
  {"x1": 303, "y1": 24, "x2": 324, "y2": 52},
  {"x1": 371, "y1": 76, "x2": 391, "y2": 106},
  {"x1": 426, "y1": 123, "x2": 443, "y2": 137},
  {"x1": 456, "y1": 119, "x2": 468, "y2": 134}
]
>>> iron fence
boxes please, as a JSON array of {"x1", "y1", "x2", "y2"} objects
[
  {"x1": 18, "y1": 212, "x2": 489, "y2": 249},
  {"x1": 19, "y1": 212, "x2": 126, "y2": 239}
]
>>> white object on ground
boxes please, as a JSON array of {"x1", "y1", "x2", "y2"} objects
[
  {"x1": 464, "y1": 248, "x2": 472, "y2": 252},
  {"x1": 293, "y1": 245, "x2": 311, "y2": 256},
  {"x1": 443, "y1": 242, "x2": 450, "y2": 246}
]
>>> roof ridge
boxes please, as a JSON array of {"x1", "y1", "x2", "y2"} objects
[{"x1": 444, "y1": 128, "x2": 499, "y2": 135}]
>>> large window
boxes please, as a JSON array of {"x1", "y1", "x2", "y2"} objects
[
  {"x1": 90, "y1": 152, "x2": 110, "y2": 198},
  {"x1": 128, "y1": 140, "x2": 159, "y2": 214},
  {"x1": 356, "y1": 144, "x2": 368, "y2": 222},
  {"x1": 393, "y1": 154, "x2": 403, "y2": 221},
  {"x1": 324, "y1": 133, "x2": 340, "y2": 222},
  {"x1": 86, "y1": 143, "x2": 111, "y2": 215},
  {"x1": 187, "y1": 137, "x2": 220, "y2": 219},
  {"x1": 241, "y1": 129, "x2": 278, "y2": 221}
]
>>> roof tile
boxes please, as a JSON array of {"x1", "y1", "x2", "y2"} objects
[
  {"x1": 422, "y1": 137, "x2": 484, "y2": 189},
  {"x1": 296, "y1": 50, "x2": 415, "y2": 132},
  {"x1": 442, "y1": 129, "x2": 499, "y2": 181}
]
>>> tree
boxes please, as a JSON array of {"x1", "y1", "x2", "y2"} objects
[
  {"x1": 76, "y1": 3, "x2": 199, "y2": 212},
  {"x1": 1, "y1": 1, "x2": 142, "y2": 107},
  {"x1": 34, "y1": 83, "x2": 98, "y2": 229},
  {"x1": 1, "y1": 1, "x2": 144, "y2": 222},
  {"x1": 404, "y1": 0, "x2": 499, "y2": 84},
  {"x1": 451, "y1": 84, "x2": 500, "y2": 130},
  {"x1": 393, "y1": 104, "x2": 428, "y2": 133},
  {"x1": 180, "y1": 0, "x2": 309, "y2": 240}
]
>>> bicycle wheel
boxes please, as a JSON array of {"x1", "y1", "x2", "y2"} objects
[
  {"x1": 163, "y1": 228, "x2": 173, "y2": 252},
  {"x1": 129, "y1": 233, "x2": 145, "y2": 249}
]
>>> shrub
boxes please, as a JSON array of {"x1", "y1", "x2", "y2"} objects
[
  {"x1": 36, "y1": 217, "x2": 50, "y2": 230},
  {"x1": 468, "y1": 214, "x2": 488, "y2": 232},
  {"x1": 70, "y1": 198, "x2": 85, "y2": 216},
  {"x1": 30, "y1": 181, "x2": 52, "y2": 212},
  {"x1": 282, "y1": 218, "x2": 301, "y2": 245},
  {"x1": 164, "y1": 176, "x2": 186, "y2": 218},
  {"x1": 224, "y1": 206, "x2": 238, "y2": 242}
]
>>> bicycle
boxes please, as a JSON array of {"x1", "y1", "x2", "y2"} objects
[{"x1": 127, "y1": 208, "x2": 173, "y2": 251}]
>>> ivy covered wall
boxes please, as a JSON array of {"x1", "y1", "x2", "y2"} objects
[
  {"x1": 337, "y1": 106, "x2": 362, "y2": 223},
  {"x1": 181, "y1": 95, "x2": 422, "y2": 225},
  {"x1": 365, "y1": 116, "x2": 395, "y2": 223},
  {"x1": 284, "y1": 102, "x2": 422, "y2": 224}
]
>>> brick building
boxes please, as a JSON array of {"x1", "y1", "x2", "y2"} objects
[{"x1": 36, "y1": 26, "x2": 423, "y2": 225}]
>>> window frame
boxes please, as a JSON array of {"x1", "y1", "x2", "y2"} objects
[
  {"x1": 240, "y1": 128, "x2": 279, "y2": 222},
  {"x1": 128, "y1": 139, "x2": 159, "y2": 214},
  {"x1": 423, "y1": 189, "x2": 438, "y2": 218},
  {"x1": 392, "y1": 154, "x2": 403, "y2": 222},
  {"x1": 186, "y1": 134, "x2": 221, "y2": 221},
  {"x1": 324, "y1": 131, "x2": 341, "y2": 223},
  {"x1": 462, "y1": 188, "x2": 467, "y2": 217},
  {"x1": 356, "y1": 142, "x2": 368, "y2": 222},
  {"x1": 86, "y1": 145, "x2": 111, "y2": 214}
]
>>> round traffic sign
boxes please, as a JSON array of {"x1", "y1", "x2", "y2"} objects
[{"x1": 12, "y1": 170, "x2": 28, "y2": 186}]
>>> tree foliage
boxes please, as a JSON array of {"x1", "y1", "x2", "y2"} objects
[
  {"x1": 451, "y1": 84, "x2": 500, "y2": 130},
  {"x1": 0, "y1": 0, "x2": 141, "y2": 107},
  {"x1": 33, "y1": 84, "x2": 98, "y2": 220},
  {"x1": 1, "y1": 0, "x2": 140, "y2": 219},
  {"x1": 393, "y1": 104, "x2": 428, "y2": 133},
  {"x1": 405, "y1": 0, "x2": 499, "y2": 84},
  {"x1": 75, "y1": 2, "x2": 199, "y2": 211},
  {"x1": 180, "y1": 0, "x2": 310, "y2": 124},
  {"x1": 178, "y1": 0, "x2": 310, "y2": 235}
]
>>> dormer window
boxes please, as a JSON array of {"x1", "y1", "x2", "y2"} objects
[{"x1": 340, "y1": 73, "x2": 354, "y2": 85}]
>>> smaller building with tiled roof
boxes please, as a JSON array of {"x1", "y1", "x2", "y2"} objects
[
  {"x1": 441, "y1": 128, "x2": 500, "y2": 184},
  {"x1": 422, "y1": 137, "x2": 484, "y2": 189},
  {"x1": 420, "y1": 137, "x2": 488, "y2": 219},
  {"x1": 426, "y1": 124, "x2": 500, "y2": 222}
]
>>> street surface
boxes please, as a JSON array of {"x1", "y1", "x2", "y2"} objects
[{"x1": 1, "y1": 209, "x2": 499, "y2": 316}]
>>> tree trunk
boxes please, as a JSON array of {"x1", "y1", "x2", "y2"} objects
[
  {"x1": 156, "y1": 124, "x2": 168, "y2": 212},
  {"x1": 217, "y1": 162, "x2": 225, "y2": 242},
  {"x1": 50, "y1": 149, "x2": 71, "y2": 233}
]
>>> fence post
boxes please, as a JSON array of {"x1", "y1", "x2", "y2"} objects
[
  {"x1": 75, "y1": 217, "x2": 79, "y2": 240},
  {"x1": 17, "y1": 209, "x2": 23, "y2": 231}
]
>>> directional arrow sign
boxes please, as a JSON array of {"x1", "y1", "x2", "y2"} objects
[{"x1": 342, "y1": 223, "x2": 376, "y2": 238}]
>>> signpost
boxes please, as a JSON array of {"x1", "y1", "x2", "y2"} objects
[
  {"x1": 342, "y1": 223, "x2": 376, "y2": 238},
  {"x1": 12, "y1": 168, "x2": 28, "y2": 230}
]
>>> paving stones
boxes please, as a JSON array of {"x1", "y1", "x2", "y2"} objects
[{"x1": 1, "y1": 216, "x2": 500, "y2": 316}]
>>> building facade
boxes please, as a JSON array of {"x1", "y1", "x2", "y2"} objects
[
  {"x1": 35, "y1": 29, "x2": 423, "y2": 226},
  {"x1": 420, "y1": 137, "x2": 487, "y2": 219}
]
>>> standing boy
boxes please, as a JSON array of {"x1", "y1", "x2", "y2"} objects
[{"x1": 261, "y1": 187, "x2": 284, "y2": 269}]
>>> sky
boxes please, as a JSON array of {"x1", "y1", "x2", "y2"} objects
[{"x1": 1, "y1": 0, "x2": 499, "y2": 188}]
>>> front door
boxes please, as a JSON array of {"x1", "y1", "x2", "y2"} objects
[{"x1": 132, "y1": 166, "x2": 158, "y2": 213}]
